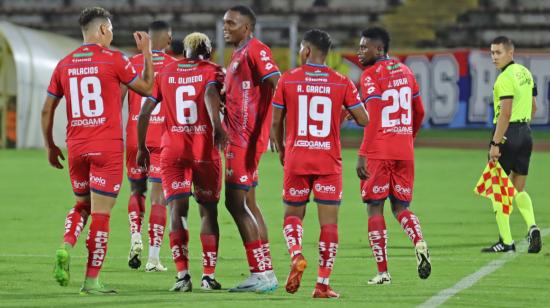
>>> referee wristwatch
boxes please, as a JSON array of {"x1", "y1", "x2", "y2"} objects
[{"x1": 490, "y1": 137, "x2": 506, "y2": 147}]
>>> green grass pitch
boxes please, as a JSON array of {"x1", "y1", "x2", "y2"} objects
[{"x1": 1, "y1": 147, "x2": 549, "y2": 307}]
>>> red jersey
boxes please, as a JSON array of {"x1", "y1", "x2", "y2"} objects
[
  {"x1": 272, "y1": 63, "x2": 363, "y2": 175},
  {"x1": 224, "y1": 37, "x2": 280, "y2": 151},
  {"x1": 47, "y1": 44, "x2": 138, "y2": 152},
  {"x1": 126, "y1": 50, "x2": 175, "y2": 148},
  {"x1": 359, "y1": 57, "x2": 424, "y2": 160},
  {"x1": 150, "y1": 58, "x2": 224, "y2": 161}
]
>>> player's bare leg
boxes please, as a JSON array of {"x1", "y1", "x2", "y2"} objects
[
  {"x1": 145, "y1": 182, "x2": 168, "y2": 272},
  {"x1": 225, "y1": 188, "x2": 271, "y2": 292},
  {"x1": 246, "y1": 187, "x2": 276, "y2": 287},
  {"x1": 313, "y1": 205, "x2": 340, "y2": 298},
  {"x1": 391, "y1": 200, "x2": 431, "y2": 279},
  {"x1": 198, "y1": 202, "x2": 222, "y2": 290},
  {"x1": 55, "y1": 194, "x2": 91, "y2": 287},
  {"x1": 283, "y1": 205, "x2": 307, "y2": 294},
  {"x1": 366, "y1": 202, "x2": 391, "y2": 285},
  {"x1": 80, "y1": 192, "x2": 117, "y2": 295},
  {"x1": 128, "y1": 179, "x2": 146, "y2": 269},
  {"x1": 169, "y1": 197, "x2": 192, "y2": 292},
  {"x1": 510, "y1": 172, "x2": 541, "y2": 253}
]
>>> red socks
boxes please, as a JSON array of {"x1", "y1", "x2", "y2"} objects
[
  {"x1": 85, "y1": 213, "x2": 110, "y2": 278},
  {"x1": 201, "y1": 234, "x2": 218, "y2": 275},
  {"x1": 283, "y1": 216, "x2": 303, "y2": 257},
  {"x1": 170, "y1": 229, "x2": 189, "y2": 272},
  {"x1": 128, "y1": 193, "x2": 145, "y2": 235},
  {"x1": 261, "y1": 240, "x2": 273, "y2": 271},
  {"x1": 148, "y1": 204, "x2": 166, "y2": 248},
  {"x1": 318, "y1": 224, "x2": 338, "y2": 285},
  {"x1": 245, "y1": 240, "x2": 265, "y2": 273},
  {"x1": 63, "y1": 201, "x2": 91, "y2": 246},
  {"x1": 368, "y1": 215, "x2": 388, "y2": 273},
  {"x1": 397, "y1": 210, "x2": 424, "y2": 245}
]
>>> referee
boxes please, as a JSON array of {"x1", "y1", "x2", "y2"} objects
[{"x1": 482, "y1": 36, "x2": 541, "y2": 253}]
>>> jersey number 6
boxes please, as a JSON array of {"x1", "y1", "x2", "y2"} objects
[{"x1": 175, "y1": 85, "x2": 198, "y2": 125}]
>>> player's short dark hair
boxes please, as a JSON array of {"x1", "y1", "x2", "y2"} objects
[
  {"x1": 79, "y1": 7, "x2": 111, "y2": 30},
  {"x1": 148, "y1": 20, "x2": 171, "y2": 32},
  {"x1": 491, "y1": 36, "x2": 514, "y2": 49},
  {"x1": 303, "y1": 29, "x2": 332, "y2": 54},
  {"x1": 228, "y1": 5, "x2": 256, "y2": 28},
  {"x1": 170, "y1": 39, "x2": 184, "y2": 56},
  {"x1": 361, "y1": 27, "x2": 391, "y2": 54}
]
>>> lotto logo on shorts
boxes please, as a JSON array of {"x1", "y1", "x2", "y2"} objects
[
  {"x1": 289, "y1": 187, "x2": 310, "y2": 197},
  {"x1": 149, "y1": 165, "x2": 161, "y2": 174},
  {"x1": 130, "y1": 167, "x2": 143, "y2": 175},
  {"x1": 114, "y1": 184, "x2": 120, "y2": 192},
  {"x1": 90, "y1": 175, "x2": 106, "y2": 187},
  {"x1": 239, "y1": 175, "x2": 248, "y2": 183},
  {"x1": 171, "y1": 180, "x2": 191, "y2": 190},
  {"x1": 73, "y1": 180, "x2": 88, "y2": 189},
  {"x1": 394, "y1": 185, "x2": 411, "y2": 195},
  {"x1": 315, "y1": 183, "x2": 336, "y2": 194},
  {"x1": 373, "y1": 184, "x2": 390, "y2": 194},
  {"x1": 195, "y1": 187, "x2": 213, "y2": 196}
]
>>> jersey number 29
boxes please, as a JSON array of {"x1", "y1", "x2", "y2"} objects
[{"x1": 381, "y1": 86, "x2": 411, "y2": 127}]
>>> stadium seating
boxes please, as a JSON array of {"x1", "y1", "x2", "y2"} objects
[{"x1": 437, "y1": 0, "x2": 550, "y2": 47}]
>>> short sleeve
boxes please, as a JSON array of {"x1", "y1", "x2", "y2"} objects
[
  {"x1": 495, "y1": 74, "x2": 514, "y2": 100},
  {"x1": 249, "y1": 44, "x2": 280, "y2": 82},
  {"x1": 271, "y1": 73, "x2": 285, "y2": 110},
  {"x1": 115, "y1": 52, "x2": 139, "y2": 85},
  {"x1": 148, "y1": 73, "x2": 162, "y2": 104},
  {"x1": 360, "y1": 71, "x2": 382, "y2": 104},
  {"x1": 343, "y1": 77, "x2": 363, "y2": 110},
  {"x1": 47, "y1": 64, "x2": 63, "y2": 98},
  {"x1": 206, "y1": 64, "x2": 225, "y2": 89},
  {"x1": 412, "y1": 76, "x2": 421, "y2": 99}
]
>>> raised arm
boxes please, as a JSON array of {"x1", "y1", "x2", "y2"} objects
[{"x1": 127, "y1": 31, "x2": 154, "y2": 97}]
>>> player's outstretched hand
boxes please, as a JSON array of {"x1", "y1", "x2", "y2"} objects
[
  {"x1": 133, "y1": 31, "x2": 151, "y2": 54},
  {"x1": 489, "y1": 145, "x2": 501, "y2": 163},
  {"x1": 214, "y1": 128, "x2": 228, "y2": 150},
  {"x1": 356, "y1": 155, "x2": 369, "y2": 180},
  {"x1": 136, "y1": 147, "x2": 150, "y2": 170},
  {"x1": 278, "y1": 150, "x2": 285, "y2": 166},
  {"x1": 47, "y1": 145, "x2": 65, "y2": 169}
]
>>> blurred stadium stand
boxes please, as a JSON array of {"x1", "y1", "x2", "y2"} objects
[
  {"x1": 437, "y1": 0, "x2": 550, "y2": 48},
  {"x1": 0, "y1": 0, "x2": 395, "y2": 47}
]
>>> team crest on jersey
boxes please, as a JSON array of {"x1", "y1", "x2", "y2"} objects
[
  {"x1": 231, "y1": 61, "x2": 240, "y2": 73},
  {"x1": 242, "y1": 81, "x2": 251, "y2": 89}
]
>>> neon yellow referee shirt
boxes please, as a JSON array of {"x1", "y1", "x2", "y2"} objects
[{"x1": 493, "y1": 61, "x2": 536, "y2": 124}]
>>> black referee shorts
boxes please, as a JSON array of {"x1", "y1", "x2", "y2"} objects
[{"x1": 491, "y1": 123, "x2": 533, "y2": 176}]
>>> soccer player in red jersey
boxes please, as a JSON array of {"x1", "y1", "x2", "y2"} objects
[
  {"x1": 124, "y1": 20, "x2": 175, "y2": 272},
  {"x1": 222, "y1": 5, "x2": 280, "y2": 292},
  {"x1": 137, "y1": 32, "x2": 226, "y2": 292},
  {"x1": 356, "y1": 27, "x2": 431, "y2": 284},
  {"x1": 271, "y1": 29, "x2": 369, "y2": 299},
  {"x1": 41, "y1": 7, "x2": 154, "y2": 294}
]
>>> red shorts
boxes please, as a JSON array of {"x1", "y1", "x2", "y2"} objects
[
  {"x1": 360, "y1": 159, "x2": 414, "y2": 205},
  {"x1": 224, "y1": 144, "x2": 262, "y2": 191},
  {"x1": 68, "y1": 150, "x2": 123, "y2": 197},
  {"x1": 283, "y1": 173, "x2": 342, "y2": 206},
  {"x1": 126, "y1": 146, "x2": 162, "y2": 183},
  {"x1": 160, "y1": 149, "x2": 221, "y2": 204}
]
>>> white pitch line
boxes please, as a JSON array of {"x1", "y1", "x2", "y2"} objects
[{"x1": 419, "y1": 228, "x2": 550, "y2": 308}]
